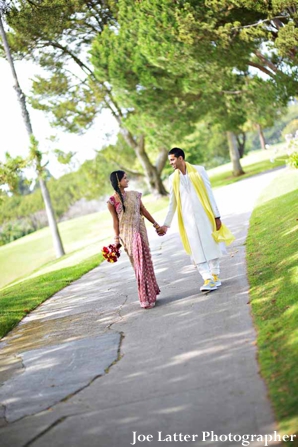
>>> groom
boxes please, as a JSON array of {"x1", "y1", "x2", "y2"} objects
[{"x1": 158, "y1": 148, "x2": 234, "y2": 292}]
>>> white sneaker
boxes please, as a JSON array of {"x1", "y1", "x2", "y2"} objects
[
  {"x1": 212, "y1": 274, "x2": 222, "y2": 287},
  {"x1": 200, "y1": 279, "x2": 217, "y2": 292}
]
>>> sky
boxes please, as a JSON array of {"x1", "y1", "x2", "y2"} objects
[{"x1": 0, "y1": 58, "x2": 118, "y2": 178}]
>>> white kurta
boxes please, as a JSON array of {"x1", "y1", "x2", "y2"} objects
[{"x1": 163, "y1": 165, "x2": 222, "y2": 264}]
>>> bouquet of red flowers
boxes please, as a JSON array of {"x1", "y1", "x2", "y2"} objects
[{"x1": 102, "y1": 243, "x2": 121, "y2": 263}]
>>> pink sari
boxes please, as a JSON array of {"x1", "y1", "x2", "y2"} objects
[{"x1": 108, "y1": 191, "x2": 160, "y2": 308}]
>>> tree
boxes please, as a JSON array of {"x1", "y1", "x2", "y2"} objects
[
  {"x1": 242, "y1": 77, "x2": 288, "y2": 150},
  {"x1": 0, "y1": 4, "x2": 65, "y2": 257},
  {"x1": 102, "y1": 0, "x2": 297, "y2": 173},
  {"x1": 213, "y1": 0, "x2": 298, "y2": 79},
  {"x1": 90, "y1": 2, "x2": 250, "y2": 175},
  {"x1": 0, "y1": 153, "x2": 27, "y2": 199},
  {"x1": 90, "y1": 3, "x2": 246, "y2": 175},
  {"x1": 2, "y1": 0, "x2": 168, "y2": 194},
  {"x1": 5, "y1": 0, "x2": 297, "y2": 181},
  {"x1": 129, "y1": 0, "x2": 298, "y2": 87}
]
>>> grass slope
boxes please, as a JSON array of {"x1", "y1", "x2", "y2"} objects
[
  {"x1": 208, "y1": 144, "x2": 289, "y2": 188},
  {"x1": 0, "y1": 254, "x2": 103, "y2": 339},
  {"x1": 246, "y1": 168, "x2": 298, "y2": 439},
  {"x1": 0, "y1": 211, "x2": 112, "y2": 289}
]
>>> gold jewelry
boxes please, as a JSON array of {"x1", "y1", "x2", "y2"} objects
[{"x1": 116, "y1": 173, "x2": 121, "y2": 189}]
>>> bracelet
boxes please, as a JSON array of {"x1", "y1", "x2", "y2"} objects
[{"x1": 153, "y1": 222, "x2": 160, "y2": 229}]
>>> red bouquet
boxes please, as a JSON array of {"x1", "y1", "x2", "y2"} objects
[{"x1": 102, "y1": 243, "x2": 121, "y2": 263}]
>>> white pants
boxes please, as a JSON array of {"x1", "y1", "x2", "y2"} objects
[{"x1": 196, "y1": 258, "x2": 220, "y2": 280}]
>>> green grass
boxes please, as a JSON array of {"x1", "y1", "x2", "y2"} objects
[
  {"x1": 208, "y1": 144, "x2": 289, "y2": 188},
  {"x1": 0, "y1": 210, "x2": 111, "y2": 289},
  {"x1": 0, "y1": 254, "x2": 103, "y2": 339},
  {"x1": 246, "y1": 168, "x2": 298, "y2": 440}
]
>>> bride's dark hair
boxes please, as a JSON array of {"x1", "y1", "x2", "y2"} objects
[{"x1": 110, "y1": 170, "x2": 126, "y2": 212}]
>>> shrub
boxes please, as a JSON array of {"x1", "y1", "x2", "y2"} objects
[
  {"x1": 0, "y1": 218, "x2": 36, "y2": 246},
  {"x1": 287, "y1": 151, "x2": 298, "y2": 169}
]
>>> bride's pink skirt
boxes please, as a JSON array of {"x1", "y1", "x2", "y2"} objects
[{"x1": 132, "y1": 232, "x2": 160, "y2": 308}]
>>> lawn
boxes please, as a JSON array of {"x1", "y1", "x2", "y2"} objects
[
  {"x1": 0, "y1": 210, "x2": 112, "y2": 290},
  {"x1": 0, "y1": 254, "x2": 103, "y2": 339},
  {"x1": 208, "y1": 144, "x2": 289, "y2": 188},
  {"x1": 246, "y1": 167, "x2": 298, "y2": 440}
]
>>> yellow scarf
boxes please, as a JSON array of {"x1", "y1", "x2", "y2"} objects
[{"x1": 172, "y1": 162, "x2": 235, "y2": 255}]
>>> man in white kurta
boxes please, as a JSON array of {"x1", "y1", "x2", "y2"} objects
[{"x1": 160, "y1": 148, "x2": 223, "y2": 291}]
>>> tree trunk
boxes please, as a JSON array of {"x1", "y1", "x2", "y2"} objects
[
  {"x1": 236, "y1": 132, "x2": 246, "y2": 158},
  {"x1": 120, "y1": 129, "x2": 167, "y2": 195},
  {"x1": 0, "y1": 14, "x2": 65, "y2": 257},
  {"x1": 0, "y1": 15, "x2": 33, "y2": 135},
  {"x1": 155, "y1": 147, "x2": 169, "y2": 175},
  {"x1": 226, "y1": 131, "x2": 245, "y2": 176},
  {"x1": 135, "y1": 136, "x2": 168, "y2": 195},
  {"x1": 39, "y1": 177, "x2": 65, "y2": 258},
  {"x1": 257, "y1": 124, "x2": 266, "y2": 150}
]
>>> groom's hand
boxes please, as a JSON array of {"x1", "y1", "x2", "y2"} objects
[{"x1": 157, "y1": 226, "x2": 168, "y2": 236}]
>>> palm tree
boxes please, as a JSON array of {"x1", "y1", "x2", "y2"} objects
[{"x1": 0, "y1": 4, "x2": 65, "y2": 257}]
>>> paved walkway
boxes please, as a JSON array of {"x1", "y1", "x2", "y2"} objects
[{"x1": 0, "y1": 170, "x2": 283, "y2": 447}]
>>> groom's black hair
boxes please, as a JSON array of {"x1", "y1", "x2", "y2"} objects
[{"x1": 168, "y1": 147, "x2": 185, "y2": 159}]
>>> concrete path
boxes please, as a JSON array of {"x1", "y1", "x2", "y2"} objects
[{"x1": 0, "y1": 169, "x2": 284, "y2": 447}]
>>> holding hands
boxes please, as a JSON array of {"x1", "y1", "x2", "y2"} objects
[
  {"x1": 153, "y1": 222, "x2": 168, "y2": 236},
  {"x1": 157, "y1": 225, "x2": 168, "y2": 236}
]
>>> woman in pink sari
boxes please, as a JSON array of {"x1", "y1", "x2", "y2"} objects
[{"x1": 107, "y1": 171, "x2": 160, "y2": 309}]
